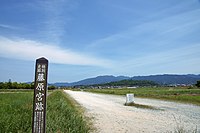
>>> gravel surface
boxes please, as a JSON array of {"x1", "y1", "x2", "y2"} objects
[{"x1": 64, "y1": 90, "x2": 200, "y2": 133}]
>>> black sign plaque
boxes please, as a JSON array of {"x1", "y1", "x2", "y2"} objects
[{"x1": 32, "y1": 57, "x2": 48, "y2": 133}]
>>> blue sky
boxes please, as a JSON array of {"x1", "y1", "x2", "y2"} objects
[{"x1": 0, "y1": 0, "x2": 200, "y2": 83}]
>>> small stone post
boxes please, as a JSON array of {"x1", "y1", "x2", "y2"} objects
[{"x1": 125, "y1": 94, "x2": 134, "y2": 105}]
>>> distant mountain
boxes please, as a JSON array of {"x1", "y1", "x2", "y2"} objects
[
  {"x1": 131, "y1": 74, "x2": 200, "y2": 85},
  {"x1": 53, "y1": 74, "x2": 200, "y2": 87},
  {"x1": 70, "y1": 75, "x2": 129, "y2": 86},
  {"x1": 97, "y1": 79, "x2": 159, "y2": 87},
  {"x1": 52, "y1": 82, "x2": 70, "y2": 87},
  {"x1": 53, "y1": 75, "x2": 129, "y2": 86}
]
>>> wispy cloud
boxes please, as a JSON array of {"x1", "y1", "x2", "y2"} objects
[
  {"x1": 0, "y1": 24, "x2": 19, "y2": 30},
  {"x1": 87, "y1": 7, "x2": 200, "y2": 58},
  {"x1": 36, "y1": 0, "x2": 77, "y2": 44},
  {"x1": 124, "y1": 44, "x2": 200, "y2": 66},
  {"x1": 0, "y1": 36, "x2": 111, "y2": 67},
  {"x1": 113, "y1": 44, "x2": 200, "y2": 75}
]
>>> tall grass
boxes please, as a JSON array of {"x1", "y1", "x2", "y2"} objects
[
  {"x1": 0, "y1": 92, "x2": 33, "y2": 132},
  {"x1": 46, "y1": 90, "x2": 90, "y2": 133},
  {"x1": 0, "y1": 90, "x2": 90, "y2": 133}
]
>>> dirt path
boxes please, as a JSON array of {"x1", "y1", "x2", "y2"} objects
[{"x1": 64, "y1": 90, "x2": 200, "y2": 133}]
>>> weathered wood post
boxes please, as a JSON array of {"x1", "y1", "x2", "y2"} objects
[{"x1": 32, "y1": 57, "x2": 48, "y2": 133}]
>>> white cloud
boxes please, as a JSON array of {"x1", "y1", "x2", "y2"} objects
[
  {"x1": 88, "y1": 7, "x2": 200, "y2": 50},
  {"x1": 0, "y1": 24, "x2": 19, "y2": 30},
  {"x1": 113, "y1": 44, "x2": 200, "y2": 75},
  {"x1": 0, "y1": 36, "x2": 111, "y2": 67},
  {"x1": 35, "y1": 0, "x2": 77, "y2": 44}
]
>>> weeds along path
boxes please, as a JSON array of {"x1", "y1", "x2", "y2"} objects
[{"x1": 64, "y1": 90, "x2": 200, "y2": 133}]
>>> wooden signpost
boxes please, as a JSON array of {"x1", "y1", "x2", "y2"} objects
[{"x1": 32, "y1": 57, "x2": 48, "y2": 133}]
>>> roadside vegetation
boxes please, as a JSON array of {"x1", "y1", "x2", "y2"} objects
[
  {"x1": 0, "y1": 89, "x2": 90, "y2": 133},
  {"x1": 86, "y1": 87, "x2": 200, "y2": 105},
  {"x1": 46, "y1": 90, "x2": 91, "y2": 133}
]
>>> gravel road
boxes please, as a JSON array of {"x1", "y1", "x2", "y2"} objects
[{"x1": 64, "y1": 90, "x2": 200, "y2": 133}]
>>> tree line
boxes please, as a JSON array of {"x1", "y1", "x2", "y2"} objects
[
  {"x1": 99, "y1": 80, "x2": 200, "y2": 88},
  {"x1": 196, "y1": 81, "x2": 200, "y2": 88},
  {"x1": 0, "y1": 82, "x2": 34, "y2": 89},
  {"x1": 0, "y1": 82, "x2": 57, "y2": 90},
  {"x1": 91, "y1": 79, "x2": 159, "y2": 87}
]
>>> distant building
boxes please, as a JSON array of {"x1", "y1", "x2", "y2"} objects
[{"x1": 127, "y1": 86, "x2": 138, "y2": 89}]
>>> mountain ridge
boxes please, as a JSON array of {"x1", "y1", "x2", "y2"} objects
[{"x1": 52, "y1": 74, "x2": 200, "y2": 87}]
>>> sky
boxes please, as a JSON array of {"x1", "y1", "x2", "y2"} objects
[{"x1": 0, "y1": 0, "x2": 200, "y2": 83}]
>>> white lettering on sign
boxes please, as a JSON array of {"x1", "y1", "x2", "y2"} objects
[
  {"x1": 37, "y1": 64, "x2": 41, "y2": 72},
  {"x1": 36, "y1": 83, "x2": 44, "y2": 91},
  {"x1": 37, "y1": 73, "x2": 45, "y2": 81},
  {"x1": 41, "y1": 65, "x2": 46, "y2": 72},
  {"x1": 36, "y1": 92, "x2": 44, "y2": 101},
  {"x1": 35, "y1": 102, "x2": 44, "y2": 111},
  {"x1": 37, "y1": 64, "x2": 46, "y2": 73}
]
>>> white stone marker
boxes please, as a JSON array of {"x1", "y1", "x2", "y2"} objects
[{"x1": 126, "y1": 94, "x2": 134, "y2": 104}]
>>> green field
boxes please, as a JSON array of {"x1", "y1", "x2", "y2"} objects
[
  {"x1": 86, "y1": 87, "x2": 200, "y2": 105},
  {"x1": 0, "y1": 91, "x2": 33, "y2": 132},
  {"x1": 0, "y1": 90, "x2": 90, "y2": 133},
  {"x1": 0, "y1": 89, "x2": 33, "y2": 92}
]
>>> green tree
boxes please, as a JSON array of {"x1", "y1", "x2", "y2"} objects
[
  {"x1": 196, "y1": 80, "x2": 200, "y2": 88},
  {"x1": 12, "y1": 82, "x2": 18, "y2": 89},
  {"x1": 0, "y1": 82, "x2": 4, "y2": 89},
  {"x1": 31, "y1": 82, "x2": 35, "y2": 89},
  {"x1": 8, "y1": 79, "x2": 12, "y2": 89},
  {"x1": 0, "y1": 82, "x2": 33, "y2": 89},
  {"x1": 0, "y1": 82, "x2": 9, "y2": 89},
  {"x1": 48, "y1": 85, "x2": 57, "y2": 90}
]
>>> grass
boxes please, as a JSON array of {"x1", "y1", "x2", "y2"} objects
[
  {"x1": 0, "y1": 89, "x2": 33, "y2": 92},
  {"x1": 0, "y1": 92, "x2": 33, "y2": 132},
  {"x1": 86, "y1": 87, "x2": 200, "y2": 105},
  {"x1": 46, "y1": 90, "x2": 90, "y2": 133},
  {"x1": 0, "y1": 89, "x2": 91, "y2": 133}
]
